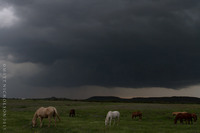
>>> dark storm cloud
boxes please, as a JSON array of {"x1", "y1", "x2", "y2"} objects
[{"x1": 1, "y1": 0, "x2": 200, "y2": 89}]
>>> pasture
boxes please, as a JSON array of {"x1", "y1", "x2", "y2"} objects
[{"x1": 2, "y1": 99, "x2": 200, "y2": 133}]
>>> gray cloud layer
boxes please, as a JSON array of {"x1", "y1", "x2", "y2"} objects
[{"x1": 1, "y1": 0, "x2": 200, "y2": 90}]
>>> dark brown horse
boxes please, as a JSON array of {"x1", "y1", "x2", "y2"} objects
[
  {"x1": 132, "y1": 111, "x2": 142, "y2": 120},
  {"x1": 174, "y1": 113, "x2": 193, "y2": 124},
  {"x1": 69, "y1": 109, "x2": 75, "y2": 117}
]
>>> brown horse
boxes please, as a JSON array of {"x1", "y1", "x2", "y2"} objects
[
  {"x1": 132, "y1": 111, "x2": 142, "y2": 120},
  {"x1": 69, "y1": 109, "x2": 75, "y2": 117},
  {"x1": 32, "y1": 106, "x2": 60, "y2": 127},
  {"x1": 174, "y1": 113, "x2": 192, "y2": 124}
]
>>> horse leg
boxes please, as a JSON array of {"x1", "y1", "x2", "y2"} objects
[
  {"x1": 189, "y1": 118, "x2": 192, "y2": 124},
  {"x1": 39, "y1": 117, "x2": 43, "y2": 127},
  {"x1": 191, "y1": 118, "x2": 193, "y2": 124},
  {"x1": 48, "y1": 116, "x2": 52, "y2": 127},
  {"x1": 180, "y1": 118, "x2": 183, "y2": 124},
  {"x1": 109, "y1": 118, "x2": 112, "y2": 126},
  {"x1": 174, "y1": 119, "x2": 177, "y2": 124},
  {"x1": 117, "y1": 117, "x2": 120, "y2": 125}
]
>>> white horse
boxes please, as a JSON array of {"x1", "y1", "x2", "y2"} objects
[
  {"x1": 105, "y1": 111, "x2": 120, "y2": 126},
  {"x1": 32, "y1": 106, "x2": 60, "y2": 127}
]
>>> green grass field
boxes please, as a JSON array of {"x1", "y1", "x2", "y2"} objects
[{"x1": 1, "y1": 99, "x2": 200, "y2": 133}]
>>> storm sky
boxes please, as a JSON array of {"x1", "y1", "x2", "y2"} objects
[{"x1": 0, "y1": 0, "x2": 200, "y2": 99}]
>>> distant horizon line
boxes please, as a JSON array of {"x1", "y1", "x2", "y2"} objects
[{"x1": 1, "y1": 95, "x2": 200, "y2": 100}]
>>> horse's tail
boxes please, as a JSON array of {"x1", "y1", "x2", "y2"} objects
[{"x1": 53, "y1": 107, "x2": 61, "y2": 121}]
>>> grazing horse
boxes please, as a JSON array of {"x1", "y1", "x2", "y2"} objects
[
  {"x1": 105, "y1": 111, "x2": 120, "y2": 126},
  {"x1": 174, "y1": 113, "x2": 192, "y2": 124},
  {"x1": 132, "y1": 111, "x2": 142, "y2": 120},
  {"x1": 69, "y1": 109, "x2": 75, "y2": 117},
  {"x1": 32, "y1": 106, "x2": 60, "y2": 127},
  {"x1": 172, "y1": 112, "x2": 187, "y2": 116}
]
